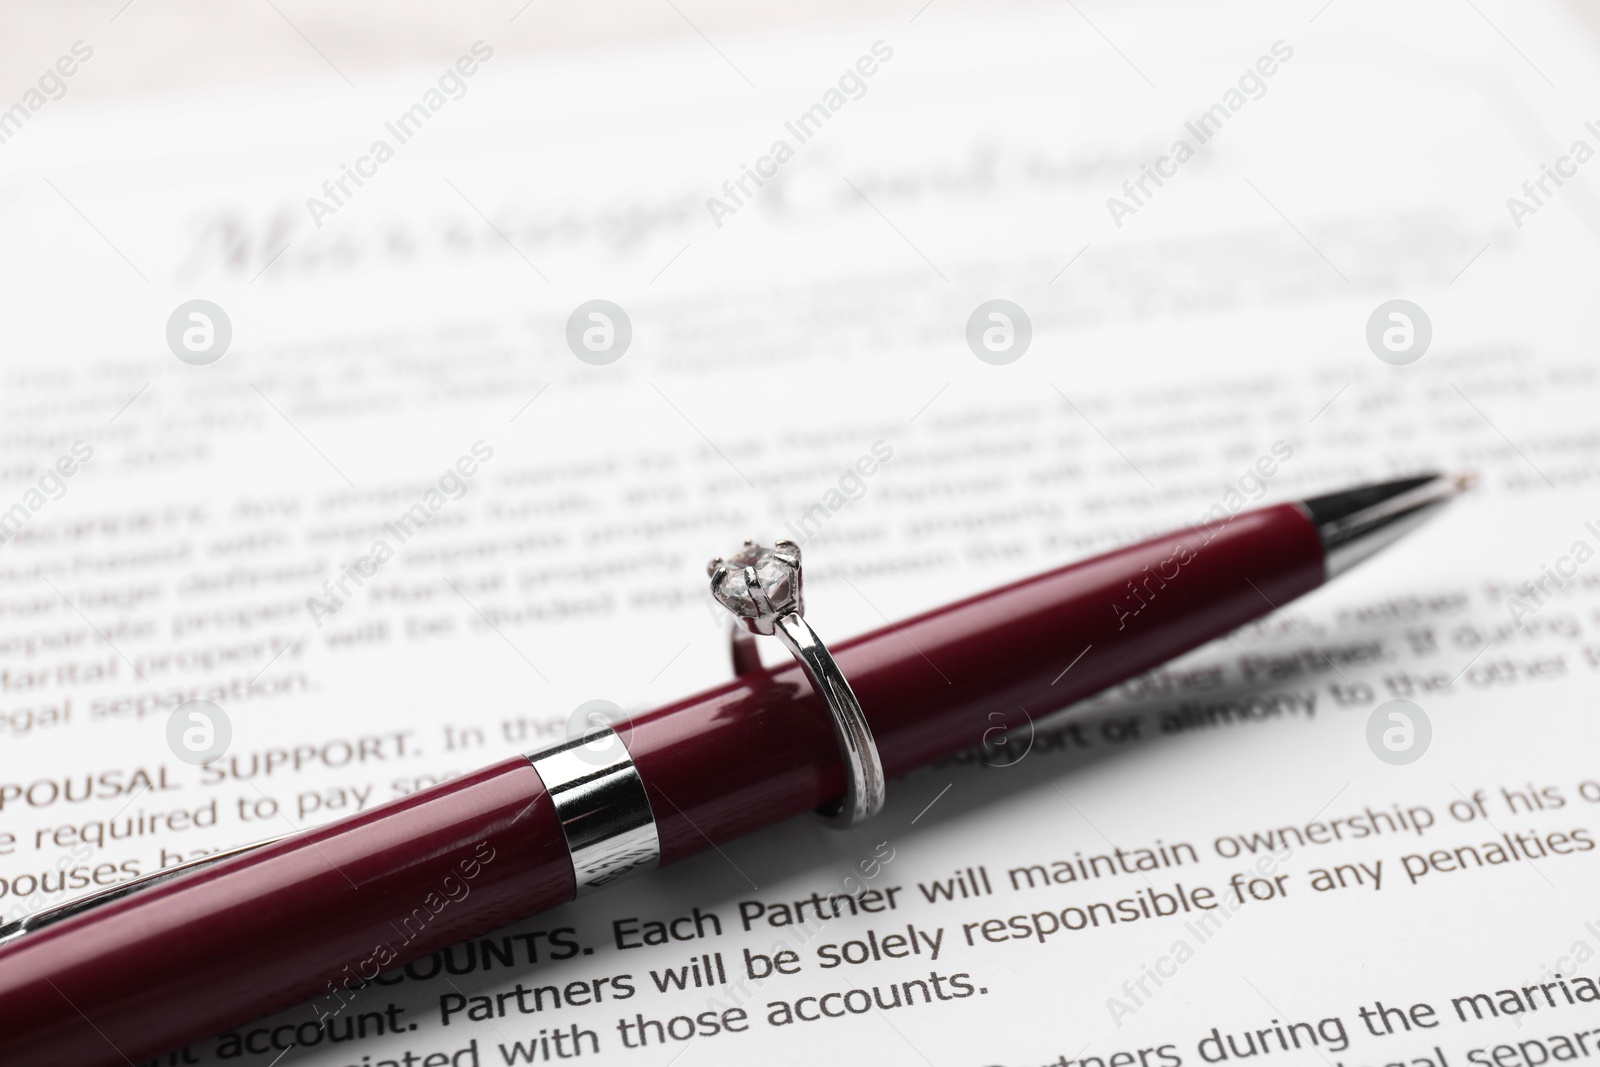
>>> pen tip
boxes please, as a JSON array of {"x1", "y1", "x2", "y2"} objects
[{"x1": 1304, "y1": 473, "x2": 1476, "y2": 580}]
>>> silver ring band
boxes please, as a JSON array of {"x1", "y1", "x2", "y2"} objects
[
  {"x1": 526, "y1": 726, "x2": 659, "y2": 897},
  {"x1": 711, "y1": 540, "x2": 886, "y2": 829},
  {"x1": 773, "y1": 611, "x2": 886, "y2": 827}
]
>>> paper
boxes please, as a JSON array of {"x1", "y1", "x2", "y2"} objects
[{"x1": 4, "y1": 1, "x2": 1600, "y2": 1064}]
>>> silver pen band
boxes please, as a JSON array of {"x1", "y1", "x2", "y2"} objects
[{"x1": 526, "y1": 726, "x2": 660, "y2": 897}]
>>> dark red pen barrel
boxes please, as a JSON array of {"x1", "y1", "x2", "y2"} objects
[
  {"x1": 0, "y1": 759, "x2": 574, "y2": 1067},
  {"x1": 0, "y1": 502, "x2": 1323, "y2": 1066},
  {"x1": 631, "y1": 502, "x2": 1325, "y2": 862}
]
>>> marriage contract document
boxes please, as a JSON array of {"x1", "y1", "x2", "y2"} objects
[{"x1": 2, "y1": 0, "x2": 1600, "y2": 1064}]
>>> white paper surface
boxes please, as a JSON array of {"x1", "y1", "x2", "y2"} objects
[{"x1": 4, "y1": 2, "x2": 1600, "y2": 1064}]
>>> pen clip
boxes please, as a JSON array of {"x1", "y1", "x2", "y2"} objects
[{"x1": 0, "y1": 833, "x2": 292, "y2": 948}]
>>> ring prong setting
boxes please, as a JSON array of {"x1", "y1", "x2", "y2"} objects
[{"x1": 708, "y1": 541, "x2": 801, "y2": 636}]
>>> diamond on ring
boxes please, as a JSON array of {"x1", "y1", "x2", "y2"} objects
[{"x1": 707, "y1": 540, "x2": 802, "y2": 636}]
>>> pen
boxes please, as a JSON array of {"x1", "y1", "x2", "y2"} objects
[{"x1": 0, "y1": 473, "x2": 1470, "y2": 1066}]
